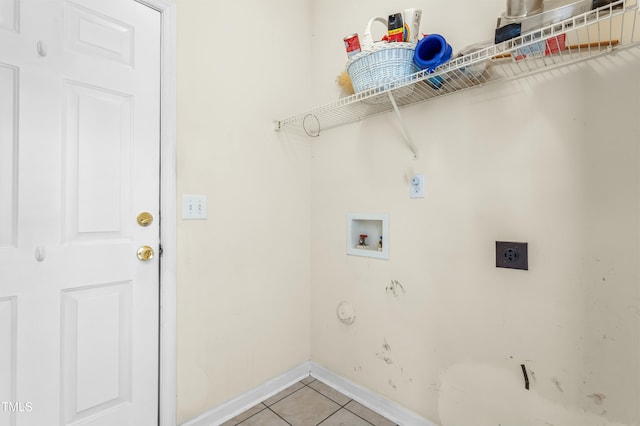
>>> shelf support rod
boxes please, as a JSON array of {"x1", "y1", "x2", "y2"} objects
[{"x1": 387, "y1": 92, "x2": 418, "y2": 159}]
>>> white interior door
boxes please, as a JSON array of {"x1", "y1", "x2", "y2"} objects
[{"x1": 0, "y1": 0, "x2": 161, "y2": 425}]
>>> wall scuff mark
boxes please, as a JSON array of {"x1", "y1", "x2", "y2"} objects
[
  {"x1": 521, "y1": 364, "x2": 530, "y2": 390},
  {"x1": 438, "y1": 364, "x2": 632, "y2": 425},
  {"x1": 376, "y1": 338, "x2": 393, "y2": 364},
  {"x1": 382, "y1": 339, "x2": 391, "y2": 351},
  {"x1": 551, "y1": 377, "x2": 563, "y2": 393},
  {"x1": 375, "y1": 353, "x2": 394, "y2": 364},
  {"x1": 587, "y1": 393, "x2": 606, "y2": 405},
  {"x1": 386, "y1": 280, "x2": 405, "y2": 297}
]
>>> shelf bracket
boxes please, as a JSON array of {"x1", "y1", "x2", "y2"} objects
[{"x1": 387, "y1": 92, "x2": 418, "y2": 159}]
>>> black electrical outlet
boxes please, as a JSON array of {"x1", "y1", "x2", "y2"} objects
[{"x1": 496, "y1": 241, "x2": 528, "y2": 270}]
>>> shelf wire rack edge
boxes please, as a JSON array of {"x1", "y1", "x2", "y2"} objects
[{"x1": 275, "y1": 0, "x2": 638, "y2": 134}]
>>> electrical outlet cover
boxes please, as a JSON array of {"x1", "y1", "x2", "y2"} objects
[
  {"x1": 496, "y1": 241, "x2": 528, "y2": 270},
  {"x1": 410, "y1": 174, "x2": 424, "y2": 199}
]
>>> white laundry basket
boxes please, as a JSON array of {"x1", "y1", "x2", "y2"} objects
[{"x1": 346, "y1": 17, "x2": 417, "y2": 94}]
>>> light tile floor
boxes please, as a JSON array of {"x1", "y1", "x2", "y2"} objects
[{"x1": 221, "y1": 376, "x2": 398, "y2": 426}]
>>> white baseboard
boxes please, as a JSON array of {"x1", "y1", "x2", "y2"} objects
[
  {"x1": 181, "y1": 361, "x2": 438, "y2": 426},
  {"x1": 309, "y1": 362, "x2": 438, "y2": 426},
  {"x1": 181, "y1": 362, "x2": 310, "y2": 426}
]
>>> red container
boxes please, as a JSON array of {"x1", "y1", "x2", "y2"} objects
[
  {"x1": 545, "y1": 33, "x2": 566, "y2": 55},
  {"x1": 344, "y1": 33, "x2": 361, "y2": 58}
]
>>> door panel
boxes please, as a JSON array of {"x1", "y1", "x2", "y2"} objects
[
  {"x1": 64, "y1": 3, "x2": 134, "y2": 66},
  {"x1": 0, "y1": 297, "x2": 17, "y2": 426},
  {"x1": 61, "y1": 281, "x2": 132, "y2": 424},
  {"x1": 0, "y1": 0, "x2": 19, "y2": 33},
  {"x1": 63, "y1": 81, "x2": 132, "y2": 242},
  {"x1": 0, "y1": 63, "x2": 17, "y2": 248}
]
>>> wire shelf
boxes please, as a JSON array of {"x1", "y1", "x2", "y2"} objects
[{"x1": 275, "y1": 0, "x2": 639, "y2": 136}]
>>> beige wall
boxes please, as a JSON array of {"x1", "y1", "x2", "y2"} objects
[
  {"x1": 175, "y1": 0, "x2": 313, "y2": 422},
  {"x1": 309, "y1": 1, "x2": 640, "y2": 426},
  {"x1": 176, "y1": 0, "x2": 640, "y2": 424}
]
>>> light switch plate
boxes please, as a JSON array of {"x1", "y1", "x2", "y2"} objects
[{"x1": 182, "y1": 194, "x2": 207, "y2": 220}]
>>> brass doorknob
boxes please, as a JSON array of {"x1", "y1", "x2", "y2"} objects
[
  {"x1": 137, "y1": 212, "x2": 153, "y2": 227},
  {"x1": 137, "y1": 246, "x2": 154, "y2": 261}
]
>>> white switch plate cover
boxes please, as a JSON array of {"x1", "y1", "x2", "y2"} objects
[
  {"x1": 410, "y1": 174, "x2": 424, "y2": 199},
  {"x1": 182, "y1": 194, "x2": 207, "y2": 219}
]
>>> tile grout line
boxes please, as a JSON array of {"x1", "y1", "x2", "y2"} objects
[
  {"x1": 342, "y1": 405, "x2": 380, "y2": 426},
  {"x1": 235, "y1": 378, "x2": 393, "y2": 426},
  {"x1": 303, "y1": 380, "x2": 377, "y2": 426},
  {"x1": 300, "y1": 380, "x2": 345, "y2": 426},
  {"x1": 259, "y1": 382, "x2": 312, "y2": 426},
  {"x1": 233, "y1": 402, "x2": 293, "y2": 426},
  {"x1": 232, "y1": 403, "x2": 268, "y2": 426},
  {"x1": 305, "y1": 383, "x2": 351, "y2": 407},
  {"x1": 265, "y1": 405, "x2": 293, "y2": 426},
  {"x1": 308, "y1": 379, "x2": 396, "y2": 425},
  {"x1": 263, "y1": 380, "x2": 334, "y2": 426},
  {"x1": 314, "y1": 406, "x2": 344, "y2": 426},
  {"x1": 264, "y1": 384, "x2": 307, "y2": 408}
]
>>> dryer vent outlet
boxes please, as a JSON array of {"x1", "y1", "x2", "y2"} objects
[{"x1": 496, "y1": 241, "x2": 528, "y2": 270}]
